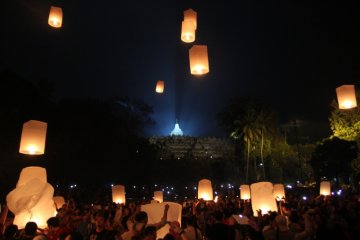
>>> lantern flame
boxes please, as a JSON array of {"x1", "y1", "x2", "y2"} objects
[{"x1": 48, "y1": 6, "x2": 63, "y2": 28}]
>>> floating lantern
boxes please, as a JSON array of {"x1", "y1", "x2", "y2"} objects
[
  {"x1": 53, "y1": 196, "x2": 65, "y2": 209},
  {"x1": 184, "y1": 9, "x2": 197, "y2": 29},
  {"x1": 240, "y1": 185, "x2": 251, "y2": 200},
  {"x1": 273, "y1": 184, "x2": 285, "y2": 200},
  {"x1": 189, "y1": 45, "x2": 209, "y2": 75},
  {"x1": 153, "y1": 191, "x2": 164, "y2": 203},
  {"x1": 250, "y1": 182, "x2": 277, "y2": 216},
  {"x1": 198, "y1": 179, "x2": 213, "y2": 201},
  {"x1": 19, "y1": 120, "x2": 47, "y2": 155},
  {"x1": 6, "y1": 167, "x2": 55, "y2": 229},
  {"x1": 112, "y1": 185, "x2": 126, "y2": 204},
  {"x1": 48, "y1": 6, "x2": 63, "y2": 28},
  {"x1": 181, "y1": 20, "x2": 196, "y2": 43},
  {"x1": 320, "y1": 181, "x2": 331, "y2": 196},
  {"x1": 156, "y1": 80, "x2": 164, "y2": 93},
  {"x1": 141, "y1": 202, "x2": 182, "y2": 239},
  {"x1": 336, "y1": 85, "x2": 357, "y2": 109}
]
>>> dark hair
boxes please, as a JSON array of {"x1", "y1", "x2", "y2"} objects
[
  {"x1": 24, "y1": 221, "x2": 37, "y2": 236},
  {"x1": 144, "y1": 226, "x2": 157, "y2": 237},
  {"x1": 135, "y1": 211, "x2": 148, "y2": 222},
  {"x1": 96, "y1": 210, "x2": 109, "y2": 220},
  {"x1": 47, "y1": 217, "x2": 60, "y2": 227},
  {"x1": 4, "y1": 224, "x2": 18, "y2": 238}
]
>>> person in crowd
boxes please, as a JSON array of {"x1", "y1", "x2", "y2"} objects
[
  {"x1": 89, "y1": 210, "x2": 116, "y2": 240},
  {"x1": 17, "y1": 222, "x2": 38, "y2": 240}
]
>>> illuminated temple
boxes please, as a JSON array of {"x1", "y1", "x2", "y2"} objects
[{"x1": 149, "y1": 122, "x2": 235, "y2": 161}]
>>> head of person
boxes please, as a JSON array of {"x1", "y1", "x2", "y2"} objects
[
  {"x1": 143, "y1": 226, "x2": 157, "y2": 240},
  {"x1": 95, "y1": 210, "x2": 109, "y2": 230},
  {"x1": 133, "y1": 211, "x2": 148, "y2": 232},
  {"x1": 24, "y1": 221, "x2": 38, "y2": 236},
  {"x1": 47, "y1": 217, "x2": 60, "y2": 234}
]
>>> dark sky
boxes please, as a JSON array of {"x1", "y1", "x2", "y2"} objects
[{"x1": 2, "y1": 0, "x2": 360, "y2": 138}]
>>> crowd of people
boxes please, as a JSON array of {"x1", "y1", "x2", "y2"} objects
[{"x1": 0, "y1": 189, "x2": 359, "y2": 240}]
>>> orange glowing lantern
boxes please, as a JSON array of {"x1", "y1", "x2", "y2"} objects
[
  {"x1": 320, "y1": 181, "x2": 331, "y2": 196},
  {"x1": 240, "y1": 185, "x2": 251, "y2": 200},
  {"x1": 184, "y1": 9, "x2": 197, "y2": 29},
  {"x1": 156, "y1": 80, "x2": 165, "y2": 93},
  {"x1": 19, "y1": 120, "x2": 47, "y2": 155},
  {"x1": 250, "y1": 182, "x2": 278, "y2": 216},
  {"x1": 153, "y1": 191, "x2": 163, "y2": 203},
  {"x1": 112, "y1": 185, "x2": 126, "y2": 204},
  {"x1": 189, "y1": 45, "x2": 209, "y2": 75},
  {"x1": 53, "y1": 196, "x2": 65, "y2": 209},
  {"x1": 48, "y1": 6, "x2": 63, "y2": 28},
  {"x1": 198, "y1": 179, "x2": 213, "y2": 201},
  {"x1": 181, "y1": 20, "x2": 196, "y2": 43},
  {"x1": 273, "y1": 184, "x2": 285, "y2": 200},
  {"x1": 336, "y1": 85, "x2": 357, "y2": 109}
]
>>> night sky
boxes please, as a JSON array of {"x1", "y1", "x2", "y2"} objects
[{"x1": 2, "y1": 0, "x2": 360, "y2": 138}]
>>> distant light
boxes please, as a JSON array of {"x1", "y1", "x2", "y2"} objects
[
  {"x1": 133, "y1": 185, "x2": 136, "y2": 189},
  {"x1": 302, "y1": 196, "x2": 307, "y2": 200},
  {"x1": 286, "y1": 185, "x2": 292, "y2": 189},
  {"x1": 221, "y1": 185, "x2": 224, "y2": 188},
  {"x1": 259, "y1": 163, "x2": 263, "y2": 166},
  {"x1": 111, "y1": 184, "x2": 114, "y2": 187}
]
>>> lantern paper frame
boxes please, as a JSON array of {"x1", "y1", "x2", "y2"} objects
[
  {"x1": 156, "y1": 80, "x2": 165, "y2": 93},
  {"x1": 273, "y1": 184, "x2": 285, "y2": 200},
  {"x1": 189, "y1": 45, "x2": 209, "y2": 75},
  {"x1": 19, "y1": 120, "x2": 48, "y2": 155},
  {"x1": 153, "y1": 191, "x2": 164, "y2": 203},
  {"x1": 48, "y1": 6, "x2": 63, "y2": 28},
  {"x1": 250, "y1": 182, "x2": 278, "y2": 216},
  {"x1": 336, "y1": 85, "x2": 357, "y2": 109},
  {"x1": 184, "y1": 9, "x2": 197, "y2": 29},
  {"x1": 112, "y1": 185, "x2": 126, "y2": 204},
  {"x1": 198, "y1": 179, "x2": 213, "y2": 201},
  {"x1": 181, "y1": 20, "x2": 196, "y2": 43},
  {"x1": 320, "y1": 181, "x2": 331, "y2": 196},
  {"x1": 240, "y1": 185, "x2": 251, "y2": 200}
]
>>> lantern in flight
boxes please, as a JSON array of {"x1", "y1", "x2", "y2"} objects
[
  {"x1": 240, "y1": 185, "x2": 251, "y2": 200},
  {"x1": 336, "y1": 85, "x2": 357, "y2": 109},
  {"x1": 184, "y1": 9, "x2": 197, "y2": 29},
  {"x1": 19, "y1": 120, "x2": 47, "y2": 155},
  {"x1": 320, "y1": 181, "x2": 331, "y2": 196},
  {"x1": 48, "y1": 6, "x2": 63, "y2": 28},
  {"x1": 153, "y1": 191, "x2": 164, "y2": 203},
  {"x1": 250, "y1": 182, "x2": 277, "y2": 216},
  {"x1": 112, "y1": 185, "x2": 126, "y2": 204},
  {"x1": 156, "y1": 80, "x2": 164, "y2": 93},
  {"x1": 273, "y1": 184, "x2": 285, "y2": 200},
  {"x1": 189, "y1": 45, "x2": 209, "y2": 75},
  {"x1": 198, "y1": 179, "x2": 213, "y2": 201},
  {"x1": 181, "y1": 20, "x2": 196, "y2": 43}
]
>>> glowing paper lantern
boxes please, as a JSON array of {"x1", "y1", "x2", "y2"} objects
[
  {"x1": 181, "y1": 20, "x2": 196, "y2": 43},
  {"x1": 189, "y1": 45, "x2": 209, "y2": 75},
  {"x1": 198, "y1": 179, "x2": 213, "y2": 201},
  {"x1": 240, "y1": 185, "x2": 251, "y2": 200},
  {"x1": 336, "y1": 85, "x2": 357, "y2": 109},
  {"x1": 273, "y1": 184, "x2": 285, "y2": 200},
  {"x1": 320, "y1": 181, "x2": 331, "y2": 196},
  {"x1": 250, "y1": 182, "x2": 277, "y2": 216},
  {"x1": 48, "y1": 6, "x2": 63, "y2": 28},
  {"x1": 112, "y1": 185, "x2": 126, "y2": 204},
  {"x1": 156, "y1": 80, "x2": 165, "y2": 93},
  {"x1": 153, "y1": 191, "x2": 163, "y2": 203},
  {"x1": 19, "y1": 120, "x2": 47, "y2": 155},
  {"x1": 184, "y1": 9, "x2": 197, "y2": 29},
  {"x1": 6, "y1": 167, "x2": 56, "y2": 229},
  {"x1": 141, "y1": 202, "x2": 182, "y2": 239},
  {"x1": 53, "y1": 196, "x2": 65, "y2": 209}
]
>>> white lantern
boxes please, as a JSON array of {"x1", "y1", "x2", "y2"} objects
[
  {"x1": 273, "y1": 184, "x2": 285, "y2": 200},
  {"x1": 240, "y1": 184, "x2": 251, "y2": 200},
  {"x1": 141, "y1": 202, "x2": 182, "y2": 239},
  {"x1": 156, "y1": 80, "x2": 165, "y2": 93},
  {"x1": 320, "y1": 181, "x2": 331, "y2": 196},
  {"x1": 112, "y1": 185, "x2": 126, "y2": 204},
  {"x1": 6, "y1": 167, "x2": 55, "y2": 229},
  {"x1": 189, "y1": 45, "x2": 209, "y2": 75},
  {"x1": 184, "y1": 9, "x2": 197, "y2": 29},
  {"x1": 250, "y1": 182, "x2": 278, "y2": 216},
  {"x1": 336, "y1": 85, "x2": 357, "y2": 109},
  {"x1": 48, "y1": 6, "x2": 63, "y2": 28},
  {"x1": 198, "y1": 179, "x2": 213, "y2": 201},
  {"x1": 19, "y1": 120, "x2": 47, "y2": 155},
  {"x1": 181, "y1": 20, "x2": 196, "y2": 43},
  {"x1": 153, "y1": 191, "x2": 163, "y2": 203}
]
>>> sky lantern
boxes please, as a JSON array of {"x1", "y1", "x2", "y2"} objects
[
  {"x1": 250, "y1": 182, "x2": 277, "y2": 216},
  {"x1": 336, "y1": 85, "x2": 357, "y2": 109},
  {"x1": 153, "y1": 191, "x2": 164, "y2": 203},
  {"x1": 19, "y1": 120, "x2": 47, "y2": 155},
  {"x1": 184, "y1": 9, "x2": 197, "y2": 29},
  {"x1": 240, "y1": 185, "x2": 251, "y2": 200},
  {"x1": 181, "y1": 20, "x2": 196, "y2": 43},
  {"x1": 156, "y1": 80, "x2": 165, "y2": 93},
  {"x1": 198, "y1": 179, "x2": 213, "y2": 201},
  {"x1": 273, "y1": 184, "x2": 285, "y2": 200},
  {"x1": 320, "y1": 181, "x2": 331, "y2": 196},
  {"x1": 48, "y1": 6, "x2": 63, "y2": 28},
  {"x1": 112, "y1": 185, "x2": 126, "y2": 204},
  {"x1": 6, "y1": 167, "x2": 56, "y2": 229},
  {"x1": 53, "y1": 196, "x2": 65, "y2": 210},
  {"x1": 189, "y1": 45, "x2": 209, "y2": 75}
]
